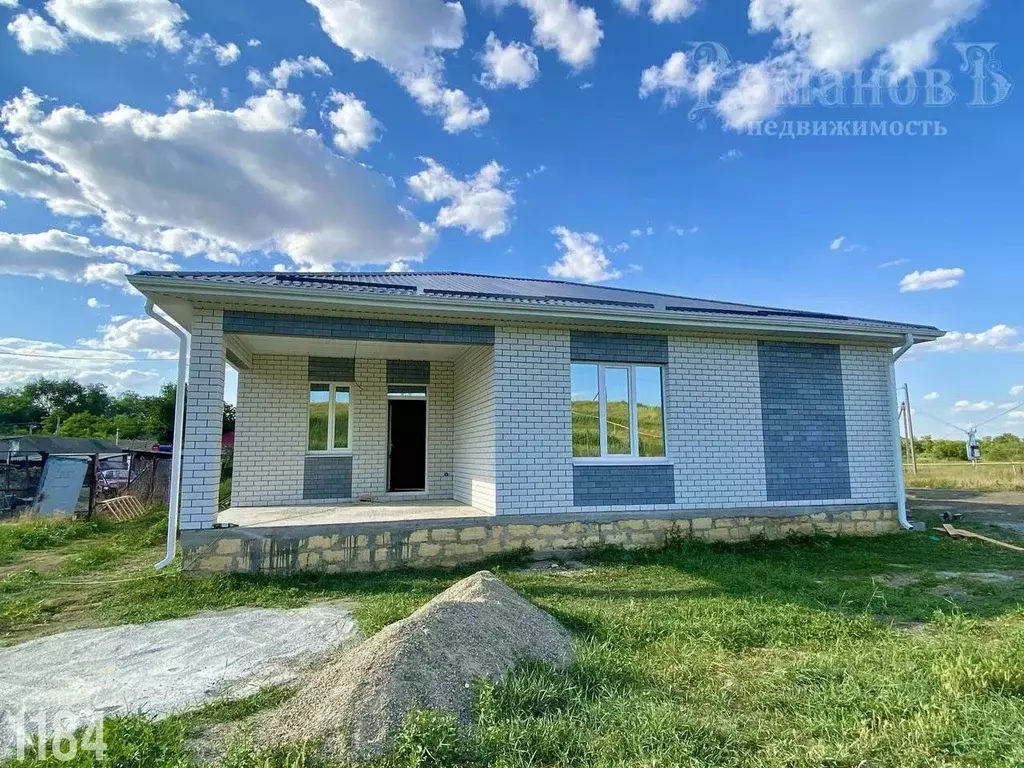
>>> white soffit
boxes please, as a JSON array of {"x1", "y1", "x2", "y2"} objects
[{"x1": 238, "y1": 335, "x2": 472, "y2": 361}]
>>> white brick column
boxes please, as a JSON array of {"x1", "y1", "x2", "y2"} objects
[
  {"x1": 667, "y1": 336, "x2": 767, "y2": 508},
  {"x1": 428, "y1": 361, "x2": 454, "y2": 498},
  {"x1": 352, "y1": 358, "x2": 387, "y2": 497},
  {"x1": 493, "y1": 327, "x2": 573, "y2": 515},
  {"x1": 180, "y1": 308, "x2": 225, "y2": 530}
]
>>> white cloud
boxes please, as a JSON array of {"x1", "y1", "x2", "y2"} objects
[
  {"x1": 712, "y1": 0, "x2": 982, "y2": 129},
  {"x1": 749, "y1": 0, "x2": 981, "y2": 77},
  {"x1": 306, "y1": 0, "x2": 464, "y2": 72},
  {"x1": 611, "y1": 242, "x2": 630, "y2": 252},
  {"x1": 640, "y1": 50, "x2": 718, "y2": 107},
  {"x1": 306, "y1": 0, "x2": 487, "y2": 132},
  {"x1": 189, "y1": 34, "x2": 240, "y2": 65},
  {"x1": 830, "y1": 236, "x2": 846, "y2": 251},
  {"x1": 0, "y1": 88, "x2": 431, "y2": 271},
  {"x1": 953, "y1": 400, "x2": 994, "y2": 413},
  {"x1": 927, "y1": 325, "x2": 1024, "y2": 354},
  {"x1": 86, "y1": 297, "x2": 107, "y2": 309},
  {"x1": 617, "y1": 0, "x2": 698, "y2": 23},
  {"x1": 880, "y1": 258, "x2": 910, "y2": 269},
  {"x1": 253, "y1": 55, "x2": 331, "y2": 89},
  {"x1": 0, "y1": 336, "x2": 169, "y2": 392},
  {"x1": 45, "y1": 0, "x2": 188, "y2": 51},
  {"x1": 325, "y1": 91, "x2": 381, "y2": 155},
  {"x1": 81, "y1": 315, "x2": 179, "y2": 358},
  {"x1": 495, "y1": 0, "x2": 603, "y2": 69},
  {"x1": 1008, "y1": 411, "x2": 1024, "y2": 422},
  {"x1": 246, "y1": 38, "x2": 260, "y2": 47},
  {"x1": 398, "y1": 64, "x2": 490, "y2": 133},
  {"x1": 386, "y1": 259, "x2": 414, "y2": 273},
  {"x1": 1010, "y1": 385, "x2": 1024, "y2": 396},
  {"x1": 171, "y1": 89, "x2": 212, "y2": 109},
  {"x1": 899, "y1": 267, "x2": 964, "y2": 292},
  {"x1": 923, "y1": 391, "x2": 939, "y2": 401},
  {"x1": 407, "y1": 158, "x2": 514, "y2": 240},
  {"x1": 480, "y1": 32, "x2": 540, "y2": 89},
  {"x1": 0, "y1": 312, "x2": 189, "y2": 392},
  {"x1": 720, "y1": 148, "x2": 742, "y2": 162},
  {"x1": 0, "y1": 229, "x2": 177, "y2": 289},
  {"x1": 8, "y1": 10, "x2": 66, "y2": 53},
  {"x1": 547, "y1": 226, "x2": 620, "y2": 283},
  {"x1": 0, "y1": 0, "x2": 20, "y2": 8}
]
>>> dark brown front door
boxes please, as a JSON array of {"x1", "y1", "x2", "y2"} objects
[{"x1": 388, "y1": 399, "x2": 426, "y2": 491}]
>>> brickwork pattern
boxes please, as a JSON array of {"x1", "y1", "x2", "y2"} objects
[
  {"x1": 180, "y1": 308, "x2": 225, "y2": 529},
  {"x1": 427, "y1": 361, "x2": 454, "y2": 499},
  {"x1": 841, "y1": 345, "x2": 900, "y2": 503},
  {"x1": 182, "y1": 507, "x2": 901, "y2": 575},
  {"x1": 351, "y1": 358, "x2": 388, "y2": 497},
  {"x1": 569, "y1": 331, "x2": 669, "y2": 364},
  {"x1": 666, "y1": 337, "x2": 768, "y2": 509},
  {"x1": 494, "y1": 327, "x2": 573, "y2": 515},
  {"x1": 573, "y1": 464, "x2": 675, "y2": 506},
  {"x1": 758, "y1": 341, "x2": 851, "y2": 502},
  {"x1": 453, "y1": 345, "x2": 496, "y2": 512},
  {"x1": 387, "y1": 360, "x2": 430, "y2": 384},
  {"x1": 308, "y1": 356, "x2": 354, "y2": 381},
  {"x1": 303, "y1": 455, "x2": 353, "y2": 500},
  {"x1": 233, "y1": 354, "x2": 307, "y2": 506},
  {"x1": 223, "y1": 311, "x2": 494, "y2": 345}
]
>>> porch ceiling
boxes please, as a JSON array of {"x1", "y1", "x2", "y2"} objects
[{"x1": 227, "y1": 334, "x2": 473, "y2": 361}]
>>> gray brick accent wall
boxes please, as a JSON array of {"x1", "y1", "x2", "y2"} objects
[
  {"x1": 758, "y1": 341, "x2": 851, "y2": 502},
  {"x1": 223, "y1": 311, "x2": 494, "y2": 345},
  {"x1": 303, "y1": 455, "x2": 353, "y2": 500},
  {"x1": 570, "y1": 331, "x2": 668, "y2": 364},
  {"x1": 309, "y1": 357, "x2": 354, "y2": 381},
  {"x1": 387, "y1": 360, "x2": 430, "y2": 384},
  {"x1": 573, "y1": 464, "x2": 676, "y2": 506}
]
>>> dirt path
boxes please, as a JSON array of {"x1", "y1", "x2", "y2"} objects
[
  {"x1": 0, "y1": 603, "x2": 358, "y2": 758},
  {"x1": 908, "y1": 489, "x2": 1024, "y2": 536}
]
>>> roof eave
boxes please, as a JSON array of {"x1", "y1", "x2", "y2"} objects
[{"x1": 127, "y1": 275, "x2": 944, "y2": 344}]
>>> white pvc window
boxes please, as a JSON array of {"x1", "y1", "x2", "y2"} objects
[
  {"x1": 571, "y1": 363, "x2": 665, "y2": 459},
  {"x1": 308, "y1": 383, "x2": 352, "y2": 452}
]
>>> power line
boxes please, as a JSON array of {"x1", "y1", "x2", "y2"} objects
[
  {"x1": 974, "y1": 401, "x2": 1024, "y2": 429},
  {"x1": 0, "y1": 351, "x2": 173, "y2": 362}
]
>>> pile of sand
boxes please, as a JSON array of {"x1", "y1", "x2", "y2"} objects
[{"x1": 254, "y1": 571, "x2": 573, "y2": 762}]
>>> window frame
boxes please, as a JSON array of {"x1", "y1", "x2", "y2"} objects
[
  {"x1": 307, "y1": 381, "x2": 353, "y2": 454},
  {"x1": 572, "y1": 362, "x2": 668, "y2": 464}
]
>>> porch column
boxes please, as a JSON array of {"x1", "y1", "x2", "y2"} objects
[{"x1": 180, "y1": 308, "x2": 225, "y2": 530}]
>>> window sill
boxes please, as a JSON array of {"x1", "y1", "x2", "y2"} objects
[
  {"x1": 573, "y1": 457, "x2": 672, "y2": 466},
  {"x1": 306, "y1": 450, "x2": 353, "y2": 457}
]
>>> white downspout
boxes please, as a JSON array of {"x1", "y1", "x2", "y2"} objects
[
  {"x1": 891, "y1": 333, "x2": 915, "y2": 530},
  {"x1": 146, "y1": 301, "x2": 189, "y2": 568}
]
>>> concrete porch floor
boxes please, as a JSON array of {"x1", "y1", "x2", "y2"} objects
[{"x1": 217, "y1": 498, "x2": 492, "y2": 529}]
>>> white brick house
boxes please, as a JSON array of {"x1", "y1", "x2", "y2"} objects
[{"x1": 129, "y1": 271, "x2": 943, "y2": 574}]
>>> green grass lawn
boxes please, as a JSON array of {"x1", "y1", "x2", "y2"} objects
[
  {"x1": 3, "y1": 508, "x2": 1024, "y2": 767},
  {"x1": 905, "y1": 462, "x2": 1024, "y2": 492}
]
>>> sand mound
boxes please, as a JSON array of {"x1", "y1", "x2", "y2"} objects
[{"x1": 255, "y1": 571, "x2": 573, "y2": 762}]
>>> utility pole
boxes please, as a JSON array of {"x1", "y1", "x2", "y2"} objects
[{"x1": 903, "y1": 383, "x2": 917, "y2": 475}]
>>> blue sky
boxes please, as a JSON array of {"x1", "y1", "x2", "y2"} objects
[{"x1": 0, "y1": 0, "x2": 1020, "y2": 438}]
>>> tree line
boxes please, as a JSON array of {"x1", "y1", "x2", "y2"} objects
[
  {"x1": 903, "y1": 433, "x2": 1024, "y2": 462},
  {"x1": 0, "y1": 378, "x2": 234, "y2": 444}
]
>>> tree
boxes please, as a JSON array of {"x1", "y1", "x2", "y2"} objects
[
  {"x1": 223, "y1": 403, "x2": 236, "y2": 434},
  {"x1": 57, "y1": 412, "x2": 113, "y2": 438}
]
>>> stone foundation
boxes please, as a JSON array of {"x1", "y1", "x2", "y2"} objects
[{"x1": 180, "y1": 505, "x2": 901, "y2": 576}]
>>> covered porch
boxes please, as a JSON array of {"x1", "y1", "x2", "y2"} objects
[
  {"x1": 219, "y1": 498, "x2": 493, "y2": 529},
  {"x1": 220, "y1": 318, "x2": 496, "y2": 526},
  {"x1": 182, "y1": 307, "x2": 499, "y2": 532}
]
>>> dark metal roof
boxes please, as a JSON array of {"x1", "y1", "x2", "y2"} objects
[
  {"x1": 0, "y1": 436, "x2": 124, "y2": 455},
  {"x1": 133, "y1": 270, "x2": 942, "y2": 335}
]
